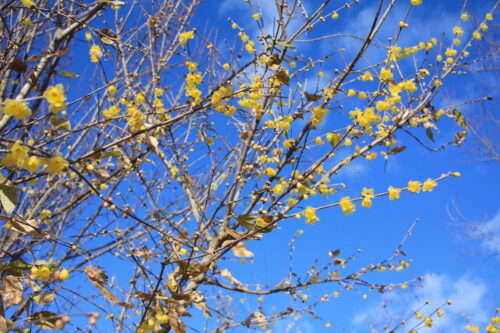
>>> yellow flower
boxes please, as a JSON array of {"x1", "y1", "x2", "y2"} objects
[
  {"x1": 466, "y1": 325, "x2": 479, "y2": 333},
  {"x1": 485, "y1": 13, "x2": 493, "y2": 21},
  {"x1": 2, "y1": 99, "x2": 32, "y2": 120},
  {"x1": 107, "y1": 85, "x2": 117, "y2": 95},
  {"x1": 185, "y1": 61, "x2": 197, "y2": 72},
  {"x1": 45, "y1": 154, "x2": 69, "y2": 174},
  {"x1": 43, "y1": 84, "x2": 66, "y2": 113},
  {"x1": 472, "y1": 31, "x2": 481, "y2": 40},
  {"x1": 179, "y1": 30, "x2": 194, "y2": 44},
  {"x1": 339, "y1": 197, "x2": 356, "y2": 215},
  {"x1": 379, "y1": 68, "x2": 393, "y2": 81},
  {"x1": 407, "y1": 180, "x2": 421, "y2": 193},
  {"x1": 361, "y1": 72, "x2": 374, "y2": 81},
  {"x1": 31, "y1": 266, "x2": 51, "y2": 280},
  {"x1": 59, "y1": 269, "x2": 69, "y2": 281},
  {"x1": 388, "y1": 186, "x2": 401, "y2": 200},
  {"x1": 22, "y1": 0, "x2": 36, "y2": 7},
  {"x1": 410, "y1": 0, "x2": 422, "y2": 5},
  {"x1": 252, "y1": 13, "x2": 261, "y2": 20},
  {"x1": 460, "y1": 12, "x2": 469, "y2": 21},
  {"x1": 304, "y1": 206, "x2": 319, "y2": 224},
  {"x1": 23, "y1": 155, "x2": 41, "y2": 172},
  {"x1": 452, "y1": 26, "x2": 464, "y2": 36},
  {"x1": 436, "y1": 309, "x2": 444, "y2": 317},
  {"x1": 331, "y1": 12, "x2": 339, "y2": 19},
  {"x1": 422, "y1": 178, "x2": 437, "y2": 191},
  {"x1": 273, "y1": 183, "x2": 285, "y2": 195},
  {"x1": 103, "y1": 105, "x2": 120, "y2": 120},
  {"x1": 89, "y1": 44, "x2": 102, "y2": 63},
  {"x1": 424, "y1": 316, "x2": 432, "y2": 327},
  {"x1": 135, "y1": 92, "x2": 146, "y2": 105},
  {"x1": 245, "y1": 41, "x2": 256, "y2": 53}
]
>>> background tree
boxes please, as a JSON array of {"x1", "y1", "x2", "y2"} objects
[{"x1": 0, "y1": 0, "x2": 498, "y2": 332}]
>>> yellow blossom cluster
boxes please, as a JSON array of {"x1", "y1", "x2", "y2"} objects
[
  {"x1": 43, "y1": 84, "x2": 66, "y2": 113},
  {"x1": 1, "y1": 99, "x2": 32, "y2": 120},
  {"x1": 387, "y1": 37, "x2": 437, "y2": 62},
  {"x1": 185, "y1": 69, "x2": 203, "y2": 106},
  {"x1": 339, "y1": 196, "x2": 356, "y2": 215},
  {"x1": 179, "y1": 30, "x2": 194, "y2": 44},
  {"x1": 89, "y1": 44, "x2": 102, "y2": 63},
  {"x1": 303, "y1": 206, "x2": 319, "y2": 224},
  {"x1": 237, "y1": 78, "x2": 264, "y2": 118},
  {"x1": 211, "y1": 85, "x2": 233, "y2": 113},
  {"x1": 1, "y1": 142, "x2": 66, "y2": 174}
]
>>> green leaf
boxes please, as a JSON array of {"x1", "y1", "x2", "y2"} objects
[
  {"x1": 0, "y1": 176, "x2": 17, "y2": 215},
  {"x1": 275, "y1": 41, "x2": 296, "y2": 50},
  {"x1": 30, "y1": 311, "x2": 59, "y2": 329},
  {"x1": 0, "y1": 260, "x2": 31, "y2": 276},
  {"x1": 237, "y1": 215, "x2": 275, "y2": 233},
  {"x1": 452, "y1": 109, "x2": 467, "y2": 129},
  {"x1": 50, "y1": 115, "x2": 72, "y2": 132},
  {"x1": 57, "y1": 70, "x2": 80, "y2": 78},
  {"x1": 237, "y1": 215, "x2": 257, "y2": 230},
  {"x1": 33, "y1": 292, "x2": 55, "y2": 305},
  {"x1": 101, "y1": 150, "x2": 122, "y2": 158}
]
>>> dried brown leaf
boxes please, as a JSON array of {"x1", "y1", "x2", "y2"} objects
[
  {"x1": 168, "y1": 310, "x2": 186, "y2": 333},
  {"x1": 1, "y1": 275, "x2": 23, "y2": 306},
  {"x1": 83, "y1": 266, "x2": 108, "y2": 285}
]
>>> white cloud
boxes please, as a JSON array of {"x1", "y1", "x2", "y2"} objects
[
  {"x1": 353, "y1": 273, "x2": 491, "y2": 332},
  {"x1": 471, "y1": 211, "x2": 500, "y2": 253}
]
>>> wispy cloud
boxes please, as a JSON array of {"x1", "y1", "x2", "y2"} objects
[
  {"x1": 353, "y1": 273, "x2": 491, "y2": 332},
  {"x1": 471, "y1": 211, "x2": 500, "y2": 253}
]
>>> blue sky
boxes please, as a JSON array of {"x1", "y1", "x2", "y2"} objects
[
  {"x1": 182, "y1": 0, "x2": 500, "y2": 332},
  {"x1": 8, "y1": 0, "x2": 497, "y2": 332}
]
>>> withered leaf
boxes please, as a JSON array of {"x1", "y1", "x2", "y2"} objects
[
  {"x1": 273, "y1": 70, "x2": 290, "y2": 86},
  {"x1": 171, "y1": 292, "x2": 192, "y2": 302},
  {"x1": 30, "y1": 311, "x2": 59, "y2": 329},
  {"x1": 135, "y1": 291, "x2": 154, "y2": 301},
  {"x1": 1, "y1": 275, "x2": 23, "y2": 306},
  {"x1": 33, "y1": 292, "x2": 55, "y2": 305},
  {"x1": 6, "y1": 217, "x2": 44, "y2": 238},
  {"x1": 168, "y1": 310, "x2": 186, "y2": 333},
  {"x1": 229, "y1": 242, "x2": 254, "y2": 258},
  {"x1": 453, "y1": 131, "x2": 467, "y2": 145},
  {"x1": 26, "y1": 54, "x2": 46, "y2": 63},
  {"x1": 51, "y1": 49, "x2": 70, "y2": 58},
  {"x1": 9, "y1": 59, "x2": 28, "y2": 73},
  {"x1": 224, "y1": 227, "x2": 243, "y2": 239},
  {"x1": 426, "y1": 128, "x2": 435, "y2": 142},
  {"x1": 304, "y1": 92, "x2": 322, "y2": 102},
  {"x1": 387, "y1": 146, "x2": 406, "y2": 155},
  {"x1": 83, "y1": 266, "x2": 108, "y2": 285},
  {"x1": 220, "y1": 269, "x2": 242, "y2": 286},
  {"x1": 266, "y1": 54, "x2": 281, "y2": 70},
  {"x1": 0, "y1": 316, "x2": 6, "y2": 332},
  {"x1": 192, "y1": 291, "x2": 210, "y2": 316}
]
